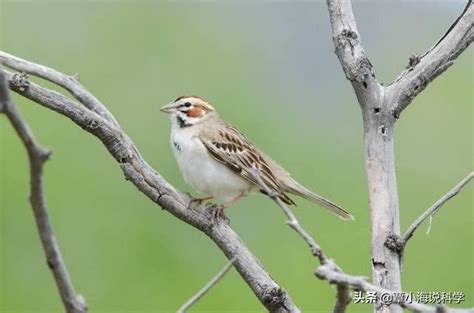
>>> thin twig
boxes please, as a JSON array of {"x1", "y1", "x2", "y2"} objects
[
  {"x1": 0, "y1": 70, "x2": 87, "y2": 313},
  {"x1": 389, "y1": 0, "x2": 473, "y2": 116},
  {"x1": 402, "y1": 172, "x2": 473, "y2": 244},
  {"x1": 249, "y1": 166, "x2": 327, "y2": 264},
  {"x1": 249, "y1": 166, "x2": 352, "y2": 312},
  {"x1": 333, "y1": 283, "x2": 351, "y2": 313},
  {"x1": 177, "y1": 257, "x2": 236, "y2": 313}
]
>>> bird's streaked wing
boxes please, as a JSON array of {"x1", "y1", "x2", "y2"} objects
[{"x1": 199, "y1": 122, "x2": 295, "y2": 205}]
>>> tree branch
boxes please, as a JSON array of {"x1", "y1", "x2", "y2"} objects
[
  {"x1": 177, "y1": 257, "x2": 236, "y2": 313},
  {"x1": 326, "y1": 3, "x2": 402, "y2": 312},
  {"x1": 0, "y1": 54, "x2": 299, "y2": 313},
  {"x1": 325, "y1": 0, "x2": 383, "y2": 109},
  {"x1": 402, "y1": 172, "x2": 473, "y2": 244},
  {"x1": 2, "y1": 43, "x2": 472, "y2": 312},
  {"x1": 315, "y1": 263, "x2": 473, "y2": 313},
  {"x1": 333, "y1": 284, "x2": 351, "y2": 313},
  {"x1": 250, "y1": 168, "x2": 353, "y2": 312},
  {"x1": 389, "y1": 1, "x2": 473, "y2": 117},
  {"x1": 0, "y1": 51, "x2": 118, "y2": 125},
  {"x1": 250, "y1": 167, "x2": 329, "y2": 264},
  {"x1": 250, "y1": 163, "x2": 468, "y2": 313},
  {"x1": 0, "y1": 70, "x2": 87, "y2": 313},
  {"x1": 325, "y1": 1, "x2": 472, "y2": 313}
]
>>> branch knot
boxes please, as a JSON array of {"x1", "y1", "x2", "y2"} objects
[
  {"x1": 262, "y1": 286, "x2": 287, "y2": 310},
  {"x1": 384, "y1": 232, "x2": 404, "y2": 254},
  {"x1": 341, "y1": 29, "x2": 358, "y2": 40},
  {"x1": 10, "y1": 72, "x2": 30, "y2": 92},
  {"x1": 406, "y1": 54, "x2": 420, "y2": 69}
]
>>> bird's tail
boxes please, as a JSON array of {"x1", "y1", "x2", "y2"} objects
[{"x1": 283, "y1": 179, "x2": 354, "y2": 220}]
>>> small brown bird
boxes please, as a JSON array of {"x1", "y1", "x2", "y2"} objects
[{"x1": 161, "y1": 96, "x2": 353, "y2": 220}]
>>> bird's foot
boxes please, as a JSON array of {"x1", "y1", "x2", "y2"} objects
[
  {"x1": 206, "y1": 203, "x2": 230, "y2": 224},
  {"x1": 188, "y1": 197, "x2": 202, "y2": 210},
  {"x1": 187, "y1": 194, "x2": 213, "y2": 210}
]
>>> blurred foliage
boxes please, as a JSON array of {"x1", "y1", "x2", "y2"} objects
[{"x1": 0, "y1": 1, "x2": 472, "y2": 312}]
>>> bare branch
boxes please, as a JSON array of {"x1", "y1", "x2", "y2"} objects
[
  {"x1": 0, "y1": 54, "x2": 299, "y2": 313},
  {"x1": 0, "y1": 70, "x2": 87, "y2": 313},
  {"x1": 177, "y1": 257, "x2": 236, "y2": 313},
  {"x1": 315, "y1": 263, "x2": 474, "y2": 313},
  {"x1": 326, "y1": 2, "x2": 473, "y2": 313},
  {"x1": 249, "y1": 168, "x2": 355, "y2": 312},
  {"x1": 326, "y1": 3, "x2": 403, "y2": 312},
  {"x1": 389, "y1": 1, "x2": 473, "y2": 117},
  {"x1": 0, "y1": 51, "x2": 118, "y2": 125},
  {"x1": 249, "y1": 167, "x2": 328, "y2": 263},
  {"x1": 250, "y1": 166, "x2": 471, "y2": 313},
  {"x1": 333, "y1": 284, "x2": 351, "y2": 313},
  {"x1": 403, "y1": 172, "x2": 473, "y2": 244},
  {"x1": 325, "y1": 0, "x2": 383, "y2": 109}
]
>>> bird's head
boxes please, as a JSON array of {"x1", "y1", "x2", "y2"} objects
[{"x1": 160, "y1": 96, "x2": 217, "y2": 128}]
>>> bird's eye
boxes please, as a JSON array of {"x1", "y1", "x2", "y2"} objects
[{"x1": 184, "y1": 102, "x2": 192, "y2": 108}]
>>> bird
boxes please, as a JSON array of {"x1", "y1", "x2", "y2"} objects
[{"x1": 160, "y1": 96, "x2": 353, "y2": 221}]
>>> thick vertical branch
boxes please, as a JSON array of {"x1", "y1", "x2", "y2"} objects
[
  {"x1": 326, "y1": 1, "x2": 472, "y2": 313},
  {"x1": 362, "y1": 103, "x2": 402, "y2": 313},
  {"x1": 326, "y1": 1, "x2": 401, "y2": 312},
  {"x1": 0, "y1": 71, "x2": 87, "y2": 313}
]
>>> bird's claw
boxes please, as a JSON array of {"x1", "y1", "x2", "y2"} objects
[
  {"x1": 188, "y1": 196, "x2": 204, "y2": 210},
  {"x1": 207, "y1": 204, "x2": 230, "y2": 224}
]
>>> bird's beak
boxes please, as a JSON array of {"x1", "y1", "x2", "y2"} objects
[{"x1": 160, "y1": 102, "x2": 174, "y2": 114}]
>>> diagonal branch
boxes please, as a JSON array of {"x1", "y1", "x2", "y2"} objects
[
  {"x1": 0, "y1": 54, "x2": 299, "y2": 313},
  {"x1": 389, "y1": 1, "x2": 473, "y2": 117},
  {"x1": 402, "y1": 172, "x2": 473, "y2": 244},
  {"x1": 249, "y1": 167, "x2": 328, "y2": 264},
  {"x1": 249, "y1": 167, "x2": 471, "y2": 313},
  {"x1": 0, "y1": 70, "x2": 87, "y2": 313},
  {"x1": 250, "y1": 167, "x2": 351, "y2": 312},
  {"x1": 325, "y1": 0, "x2": 383, "y2": 109},
  {"x1": 0, "y1": 51, "x2": 118, "y2": 125},
  {"x1": 177, "y1": 257, "x2": 236, "y2": 313}
]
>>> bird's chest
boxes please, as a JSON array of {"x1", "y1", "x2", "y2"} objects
[
  {"x1": 170, "y1": 128, "x2": 250, "y2": 200},
  {"x1": 171, "y1": 129, "x2": 209, "y2": 176}
]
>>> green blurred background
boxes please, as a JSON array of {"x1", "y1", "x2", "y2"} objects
[{"x1": 0, "y1": 0, "x2": 472, "y2": 312}]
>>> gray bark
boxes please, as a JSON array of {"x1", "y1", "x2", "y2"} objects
[
  {"x1": 0, "y1": 65, "x2": 298, "y2": 312},
  {"x1": 1, "y1": 2, "x2": 472, "y2": 309},
  {"x1": 0, "y1": 71, "x2": 87, "y2": 313},
  {"x1": 325, "y1": 1, "x2": 473, "y2": 312}
]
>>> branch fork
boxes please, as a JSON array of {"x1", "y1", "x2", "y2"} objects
[
  {"x1": 0, "y1": 52, "x2": 299, "y2": 312},
  {"x1": 326, "y1": 0, "x2": 472, "y2": 312},
  {"x1": 1, "y1": 2, "x2": 472, "y2": 311},
  {"x1": 0, "y1": 71, "x2": 87, "y2": 313}
]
